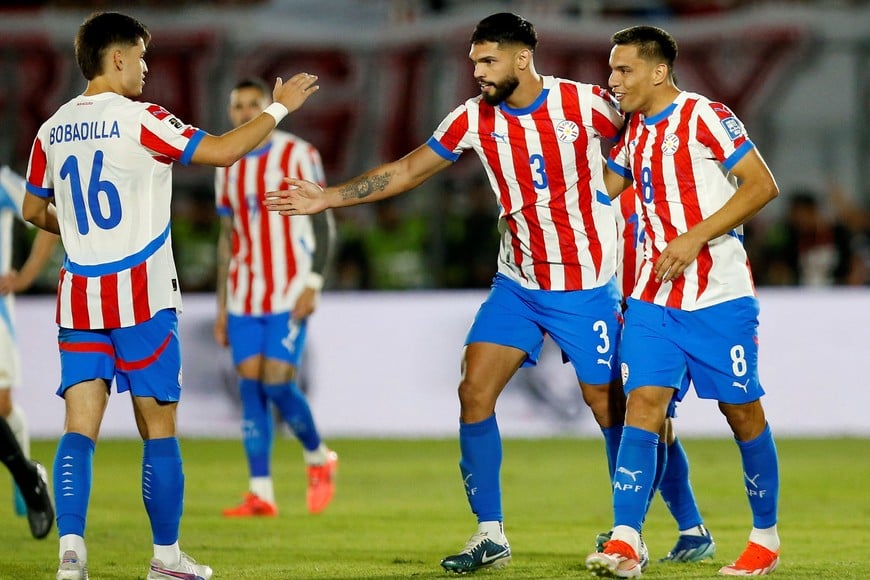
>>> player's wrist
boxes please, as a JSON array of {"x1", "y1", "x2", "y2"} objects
[
  {"x1": 263, "y1": 102, "x2": 289, "y2": 125},
  {"x1": 305, "y1": 272, "x2": 325, "y2": 291}
]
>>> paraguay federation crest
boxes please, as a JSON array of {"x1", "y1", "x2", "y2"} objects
[
  {"x1": 661, "y1": 133, "x2": 680, "y2": 156},
  {"x1": 555, "y1": 120, "x2": 580, "y2": 143}
]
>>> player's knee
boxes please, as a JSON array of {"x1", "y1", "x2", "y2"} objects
[
  {"x1": 261, "y1": 360, "x2": 295, "y2": 384},
  {"x1": 719, "y1": 400, "x2": 766, "y2": 441}
]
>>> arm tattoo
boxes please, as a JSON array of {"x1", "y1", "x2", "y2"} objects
[{"x1": 339, "y1": 171, "x2": 391, "y2": 200}]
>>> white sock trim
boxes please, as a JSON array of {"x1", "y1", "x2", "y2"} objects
[{"x1": 749, "y1": 525, "x2": 780, "y2": 552}]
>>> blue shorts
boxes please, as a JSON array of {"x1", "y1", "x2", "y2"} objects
[
  {"x1": 57, "y1": 308, "x2": 182, "y2": 402},
  {"x1": 227, "y1": 312, "x2": 307, "y2": 367},
  {"x1": 466, "y1": 274, "x2": 622, "y2": 385},
  {"x1": 620, "y1": 297, "x2": 765, "y2": 404}
]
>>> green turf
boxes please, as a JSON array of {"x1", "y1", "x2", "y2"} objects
[{"x1": 0, "y1": 437, "x2": 867, "y2": 579}]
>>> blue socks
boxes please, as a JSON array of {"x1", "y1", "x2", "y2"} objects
[
  {"x1": 239, "y1": 378, "x2": 274, "y2": 477},
  {"x1": 54, "y1": 432, "x2": 95, "y2": 537},
  {"x1": 737, "y1": 423, "x2": 779, "y2": 528},
  {"x1": 601, "y1": 424, "x2": 624, "y2": 480},
  {"x1": 264, "y1": 380, "x2": 321, "y2": 451},
  {"x1": 612, "y1": 426, "x2": 658, "y2": 532},
  {"x1": 142, "y1": 437, "x2": 184, "y2": 545},
  {"x1": 459, "y1": 414, "x2": 502, "y2": 523},
  {"x1": 659, "y1": 437, "x2": 704, "y2": 530}
]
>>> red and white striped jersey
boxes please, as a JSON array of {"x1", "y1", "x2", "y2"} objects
[
  {"x1": 216, "y1": 130, "x2": 324, "y2": 315},
  {"x1": 26, "y1": 93, "x2": 205, "y2": 329},
  {"x1": 615, "y1": 186, "x2": 644, "y2": 300},
  {"x1": 608, "y1": 92, "x2": 756, "y2": 310},
  {"x1": 428, "y1": 76, "x2": 623, "y2": 291}
]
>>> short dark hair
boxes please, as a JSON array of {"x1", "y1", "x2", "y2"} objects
[
  {"x1": 611, "y1": 25, "x2": 678, "y2": 70},
  {"x1": 75, "y1": 12, "x2": 150, "y2": 80},
  {"x1": 233, "y1": 78, "x2": 271, "y2": 97},
  {"x1": 471, "y1": 12, "x2": 537, "y2": 51}
]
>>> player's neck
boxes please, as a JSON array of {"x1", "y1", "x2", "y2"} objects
[
  {"x1": 505, "y1": 70, "x2": 543, "y2": 110},
  {"x1": 641, "y1": 85, "x2": 681, "y2": 118},
  {"x1": 82, "y1": 77, "x2": 121, "y2": 97}
]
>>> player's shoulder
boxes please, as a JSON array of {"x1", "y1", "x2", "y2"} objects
[
  {"x1": 681, "y1": 91, "x2": 736, "y2": 117},
  {"x1": 550, "y1": 76, "x2": 618, "y2": 106}
]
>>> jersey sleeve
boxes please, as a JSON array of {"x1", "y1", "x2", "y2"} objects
[
  {"x1": 588, "y1": 84, "x2": 624, "y2": 142},
  {"x1": 695, "y1": 100, "x2": 755, "y2": 171},
  {"x1": 0, "y1": 166, "x2": 28, "y2": 217},
  {"x1": 139, "y1": 104, "x2": 207, "y2": 166},
  {"x1": 25, "y1": 131, "x2": 54, "y2": 198},
  {"x1": 426, "y1": 104, "x2": 471, "y2": 162}
]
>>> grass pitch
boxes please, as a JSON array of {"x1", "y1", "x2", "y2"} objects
[{"x1": 0, "y1": 437, "x2": 867, "y2": 579}]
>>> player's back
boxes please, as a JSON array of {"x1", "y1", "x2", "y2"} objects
[
  {"x1": 31, "y1": 93, "x2": 176, "y2": 266},
  {"x1": 27, "y1": 93, "x2": 204, "y2": 329}
]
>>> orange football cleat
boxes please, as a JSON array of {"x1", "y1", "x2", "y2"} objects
[
  {"x1": 222, "y1": 492, "x2": 278, "y2": 518},
  {"x1": 306, "y1": 451, "x2": 338, "y2": 514},
  {"x1": 719, "y1": 541, "x2": 780, "y2": 576}
]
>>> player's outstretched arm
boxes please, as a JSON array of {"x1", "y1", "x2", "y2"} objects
[
  {"x1": 265, "y1": 144, "x2": 451, "y2": 216},
  {"x1": 192, "y1": 73, "x2": 319, "y2": 167}
]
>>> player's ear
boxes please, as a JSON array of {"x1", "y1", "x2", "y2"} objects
[
  {"x1": 516, "y1": 48, "x2": 532, "y2": 71},
  {"x1": 112, "y1": 47, "x2": 125, "y2": 72},
  {"x1": 652, "y1": 62, "x2": 668, "y2": 86}
]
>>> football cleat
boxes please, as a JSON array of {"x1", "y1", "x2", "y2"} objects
[
  {"x1": 13, "y1": 481, "x2": 26, "y2": 516},
  {"x1": 222, "y1": 492, "x2": 278, "y2": 517},
  {"x1": 147, "y1": 551, "x2": 213, "y2": 580},
  {"x1": 56, "y1": 550, "x2": 88, "y2": 580},
  {"x1": 307, "y1": 450, "x2": 338, "y2": 514},
  {"x1": 660, "y1": 525, "x2": 716, "y2": 563},
  {"x1": 441, "y1": 531, "x2": 511, "y2": 574},
  {"x1": 26, "y1": 461, "x2": 54, "y2": 539},
  {"x1": 719, "y1": 542, "x2": 779, "y2": 576},
  {"x1": 586, "y1": 539, "x2": 643, "y2": 578},
  {"x1": 595, "y1": 530, "x2": 648, "y2": 570}
]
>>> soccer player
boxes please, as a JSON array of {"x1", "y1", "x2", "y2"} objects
[
  {"x1": 267, "y1": 12, "x2": 628, "y2": 573},
  {"x1": 22, "y1": 11, "x2": 318, "y2": 580},
  {"x1": 606, "y1": 185, "x2": 715, "y2": 564},
  {"x1": 214, "y1": 78, "x2": 338, "y2": 517},
  {"x1": 0, "y1": 165, "x2": 59, "y2": 524},
  {"x1": 585, "y1": 26, "x2": 780, "y2": 577}
]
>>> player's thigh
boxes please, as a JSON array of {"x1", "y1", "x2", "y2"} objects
[
  {"x1": 620, "y1": 298, "x2": 688, "y2": 394},
  {"x1": 0, "y1": 320, "x2": 19, "y2": 390},
  {"x1": 227, "y1": 313, "x2": 268, "y2": 369},
  {"x1": 111, "y1": 308, "x2": 182, "y2": 403},
  {"x1": 465, "y1": 274, "x2": 545, "y2": 367},
  {"x1": 682, "y1": 297, "x2": 764, "y2": 404},
  {"x1": 542, "y1": 278, "x2": 623, "y2": 386},
  {"x1": 261, "y1": 312, "x2": 307, "y2": 367},
  {"x1": 57, "y1": 327, "x2": 116, "y2": 396}
]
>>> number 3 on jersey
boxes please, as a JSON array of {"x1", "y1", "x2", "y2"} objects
[
  {"x1": 529, "y1": 154, "x2": 548, "y2": 189},
  {"x1": 60, "y1": 150, "x2": 122, "y2": 235}
]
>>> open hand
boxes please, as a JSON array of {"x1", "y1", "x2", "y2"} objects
[
  {"x1": 265, "y1": 178, "x2": 329, "y2": 216},
  {"x1": 272, "y1": 73, "x2": 319, "y2": 113}
]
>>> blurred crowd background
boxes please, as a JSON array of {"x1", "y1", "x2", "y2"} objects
[{"x1": 3, "y1": 0, "x2": 869, "y2": 292}]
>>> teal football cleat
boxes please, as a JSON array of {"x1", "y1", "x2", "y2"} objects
[
  {"x1": 440, "y1": 531, "x2": 511, "y2": 574},
  {"x1": 659, "y1": 525, "x2": 716, "y2": 563}
]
